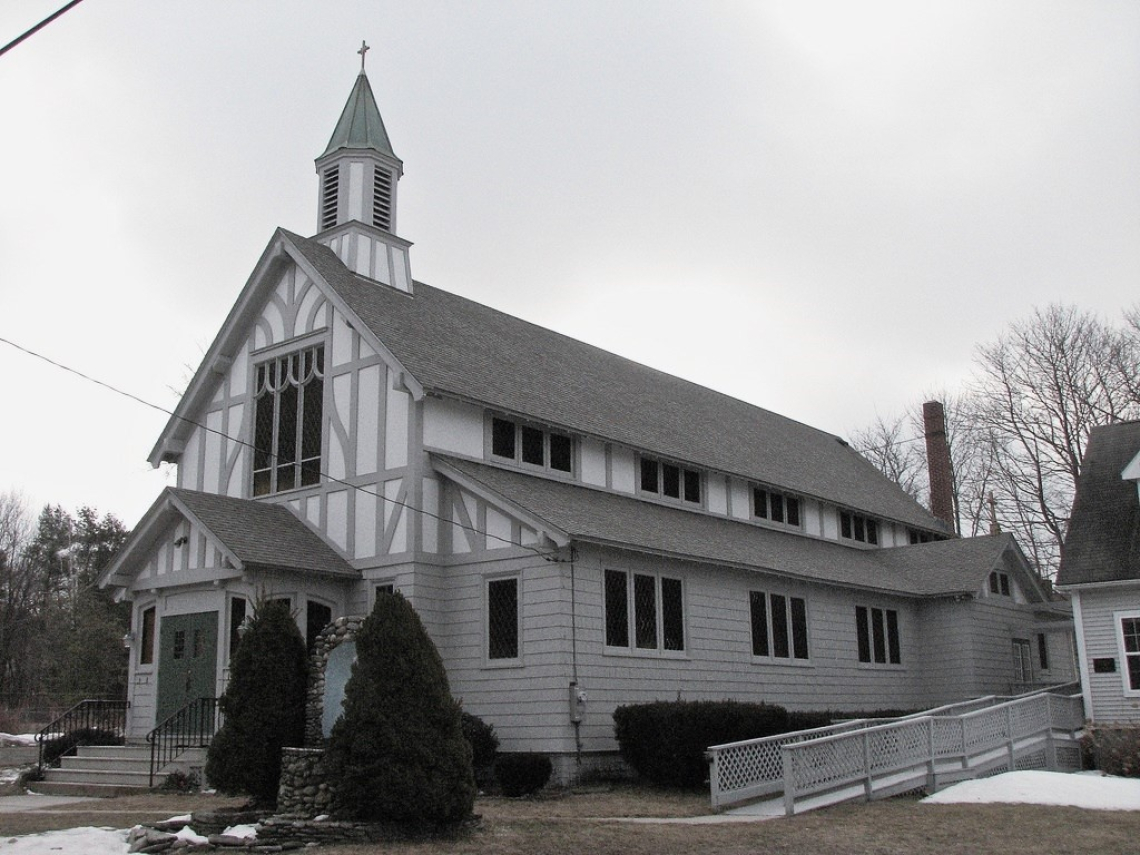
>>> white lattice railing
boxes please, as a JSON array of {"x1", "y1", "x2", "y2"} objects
[
  {"x1": 779, "y1": 692, "x2": 1084, "y2": 815},
  {"x1": 706, "y1": 685, "x2": 1083, "y2": 812}
]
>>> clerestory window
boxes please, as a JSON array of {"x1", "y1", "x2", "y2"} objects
[{"x1": 253, "y1": 345, "x2": 325, "y2": 496}]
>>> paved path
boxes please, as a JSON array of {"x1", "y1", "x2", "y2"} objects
[{"x1": 0, "y1": 794, "x2": 97, "y2": 813}]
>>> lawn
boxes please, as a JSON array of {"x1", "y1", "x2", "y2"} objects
[{"x1": 3, "y1": 785, "x2": 1139, "y2": 855}]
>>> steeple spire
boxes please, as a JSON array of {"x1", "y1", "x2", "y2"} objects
[{"x1": 312, "y1": 51, "x2": 413, "y2": 292}]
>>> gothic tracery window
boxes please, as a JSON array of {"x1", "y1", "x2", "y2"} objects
[{"x1": 253, "y1": 345, "x2": 325, "y2": 496}]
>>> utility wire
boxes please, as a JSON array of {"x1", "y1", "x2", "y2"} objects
[
  {"x1": 0, "y1": 0, "x2": 87, "y2": 59},
  {"x1": 0, "y1": 334, "x2": 559, "y2": 559}
]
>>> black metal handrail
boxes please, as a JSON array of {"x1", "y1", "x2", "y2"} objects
[
  {"x1": 147, "y1": 697, "x2": 220, "y2": 786},
  {"x1": 36, "y1": 698, "x2": 129, "y2": 771}
]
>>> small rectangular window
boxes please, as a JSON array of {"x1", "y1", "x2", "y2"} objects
[
  {"x1": 683, "y1": 469, "x2": 701, "y2": 503},
  {"x1": 549, "y1": 432, "x2": 572, "y2": 472},
  {"x1": 488, "y1": 578, "x2": 519, "y2": 660},
  {"x1": 871, "y1": 607, "x2": 886, "y2": 662},
  {"x1": 754, "y1": 488, "x2": 768, "y2": 519},
  {"x1": 521, "y1": 425, "x2": 544, "y2": 465},
  {"x1": 840, "y1": 511, "x2": 852, "y2": 539},
  {"x1": 1000, "y1": 574, "x2": 1011, "y2": 596},
  {"x1": 492, "y1": 418, "x2": 516, "y2": 459},
  {"x1": 786, "y1": 497, "x2": 801, "y2": 527},
  {"x1": 854, "y1": 516, "x2": 866, "y2": 543},
  {"x1": 662, "y1": 464, "x2": 681, "y2": 499},
  {"x1": 192, "y1": 629, "x2": 205, "y2": 659},
  {"x1": 228, "y1": 598, "x2": 246, "y2": 660},
  {"x1": 605, "y1": 570, "x2": 629, "y2": 647},
  {"x1": 173, "y1": 629, "x2": 186, "y2": 661},
  {"x1": 886, "y1": 609, "x2": 900, "y2": 664},
  {"x1": 866, "y1": 519, "x2": 878, "y2": 545},
  {"x1": 640, "y1": 459, "x2": 659, "y2": 493},
  {"x1": 771, "y1": 493, "x2": 785, "y2": 524},
  {"x1": 1037, "y1": 633, "x2": 1049, "y2": 671},
  {"x1": 140, "y1": 607, "x2": 156, "y2": 666}
]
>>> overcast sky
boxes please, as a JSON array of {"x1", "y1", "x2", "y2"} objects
[{"x1": 1, "y1": 1, "x2": 1137, "y2": 527}]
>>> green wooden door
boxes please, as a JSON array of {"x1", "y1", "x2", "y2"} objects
[{"x1": 156, "y1": 611, "x2": 218, "y2": 725}]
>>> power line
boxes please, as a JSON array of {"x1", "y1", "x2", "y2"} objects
[
  {"x1": 0, "y1": 334, "x2": 558, "y2": 559},
  {"x1": 0, "y1": 0, "x2": 87, "y2": 59}
]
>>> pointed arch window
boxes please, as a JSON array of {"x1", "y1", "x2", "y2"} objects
[{"x1": 253, "y1": 345, "x2": 325, "y2": 496}]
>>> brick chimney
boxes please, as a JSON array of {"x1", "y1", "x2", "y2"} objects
[{"x1": 922, "y1": 401, "x2": 956, "y2": 531}]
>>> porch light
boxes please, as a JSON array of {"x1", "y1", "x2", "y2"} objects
[{"x1": 122, "y1": 631, "x2": 136, "y2": 649}]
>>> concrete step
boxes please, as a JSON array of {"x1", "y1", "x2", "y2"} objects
[
  {"x1": 73, "y1": 745, "x2": 152, "y2": 761},
  {"x1": 60, "y1": 755, "x2": 152, "y2": 773},
  {"x1": 43, "y1": 767, "x2": 152, "y2": 787},
  {"x1": 31, "y1": 780, "x2": 151, "y2": 798}
]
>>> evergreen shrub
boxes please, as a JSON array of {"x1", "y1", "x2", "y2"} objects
[
  {"x1": 461, "y1": 711, "x2": 499, "y2": 789},
  {"x1": 613, "y1": 700, "x2": 791, "y2": 788},
  {"x1": 1081, "y1": 726, "x2": 1140, "y2": 777},
  {"x1": 326, "y1": 592, "x2": 475, "y2": 824},
  {"x1": 204, "y1": 599, "x2": 308, "y2": 804},
  {"x1": 494, "y1": 753, "x2": 552, "y2": 797}
]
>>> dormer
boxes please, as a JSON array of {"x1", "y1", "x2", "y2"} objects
[{"x1": 313, "y1": 49, "x2": 413, "y2": 292}]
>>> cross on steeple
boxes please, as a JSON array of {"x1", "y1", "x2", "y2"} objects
[{"x1": 358, "y1": 40, "x2": 370, "y2": 71}]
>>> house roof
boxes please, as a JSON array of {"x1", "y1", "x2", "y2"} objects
[
  {"x1": 433, "y1": 455, "x2": 1017, "y2": 598},
  {"x1": 281, "y1": 230, "x2": 946, "y2": 533},
  {"x1": 1056, "y1": 420, "x2": 1140, "y2": 587},
  {"x1": 99, "y1": 488, "x2": 358, "y2": 589},
  {"x1": 319, "y1": 70, "x2": 398, "y2": 160}
]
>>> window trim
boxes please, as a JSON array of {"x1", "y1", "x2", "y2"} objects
[
  {"x1": 752, "y1": 487, "x2": 802, "y2": 530},
  {"x1": 749, "y1": 590, "x2": 810, "y2": 663},
  {"x1": 486, "y1": 575, "x2": 522, "y2": 666},
  {"x1": 855, "y1": 605, "x2": 901, "y2": 666},
  {"x1": 604, "y1": 569, "x2": 686, "y2": 656},
  {"x1": 839, "y1": 510, "x2": 879, "y2": 545},
  {"x1": 1114, "y1": 610, "x2": 1140, "y2": 696}
]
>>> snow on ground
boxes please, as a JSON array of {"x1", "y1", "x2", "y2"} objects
[
  {"x1": 1, "y1": 826, "x2": 128, "y2": 855},
  {"x1": 1, "y1": 771, "x2": 1137, "y2": 853},
  {"x1": 0, "y1": 734, "x2": 38, "y2": 747},
  {"x1": 922, "y1": 770, "x2": 1140, "y2": 811}
]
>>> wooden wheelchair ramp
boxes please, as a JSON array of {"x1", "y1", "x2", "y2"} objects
[{"x1": 707, "y1": 687, "x2": 1084, "y2": 816}]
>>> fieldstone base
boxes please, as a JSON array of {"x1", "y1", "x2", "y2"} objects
[{"x1": 277, "y1": 747, "x2": 334, "y2": 818}]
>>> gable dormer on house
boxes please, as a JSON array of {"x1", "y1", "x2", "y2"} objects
[{"x1": 101, "y1": 65, "x2": 1075, "y2": 784}]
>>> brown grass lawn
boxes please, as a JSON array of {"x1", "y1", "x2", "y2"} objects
[{"x1": 3, "y1": 785, "x2": 1139, "y2": 854}]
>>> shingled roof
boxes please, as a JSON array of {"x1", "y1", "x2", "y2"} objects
[
  {"x1": 100, "y1": 488, "x2": 358, "y2": 588},
  {"x1": 282, "y1": 231, "x2": 945, "y2": 532},
  {"x1": 435, "y1": 455, "x2": 1011, "y2": 598},
  {"x1": 1057, "y1": 421, "x2": 1140, "y2": 587}
]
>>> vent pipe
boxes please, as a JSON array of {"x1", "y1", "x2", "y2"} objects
[{"x1": 922, "y1": 401, "x2": 956, "y2": 532}]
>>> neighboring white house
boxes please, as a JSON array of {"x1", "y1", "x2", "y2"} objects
[
  {"x1": 99, "y1": 69, "x2": 1075, "y2": 781},
  {"x1": 1057, "y1": 420, "x2": 1140, "y2": 724}
]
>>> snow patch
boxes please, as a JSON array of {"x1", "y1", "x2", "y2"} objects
[
  {"x1": 1, "y1": 826, "x2": 128, "y2": 855},
  {"x1": 923, "y1": 770, "x2": 1140, "y2": 811}
]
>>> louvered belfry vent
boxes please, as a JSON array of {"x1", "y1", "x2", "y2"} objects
[
  {"x1": 321, "y1": 167, "x2": 340, "y2": 230},
  {"x1": 372, "y1": 167, "x2": 392, "y2": 230}
]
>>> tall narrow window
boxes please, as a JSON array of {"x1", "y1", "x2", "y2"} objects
[
  {"x1": 1119, "y1": 616, "x2": 1140, "y2": 692},
  {"x1": 488, "y1": 578, "x2": 519, "y2": 660},
  {"x1": 229, "y1": 598, "x2": 247, "y2": 661},
  {"x1": 1037, "y1": 633, "x2": 1050, "y2": 671},
  {"x1": 749, "y1": 591, "x2": 770, "y2": 657},
  {"x1": 634, "y1": 574, "x2": 658, "y2": 649},
  {"x1": 321, "y1": 166, "x2": 339, "y2": 230},
  {"x1": 661, "y1": 578, "x2": 684, "y2": 651},
  {"x1": 605, "y1": 570, "x2": 629, "y2": 648},
  {"x1": 140, "y1": 606, "x2": 156, "y2": 665},
  {"x1": 253, "y1": 345, "x2": 325, "y2": 496},
  {"x1": 306, "y1": 601, "x2": 332, "y2": 652}
]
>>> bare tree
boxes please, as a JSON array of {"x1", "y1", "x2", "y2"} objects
[
  {"x1": 852, "y1": 304, "x2": 1140, "y2": 579},
  {"x1": 0, "y1": 491, "x2": 37, "y2": 702}
]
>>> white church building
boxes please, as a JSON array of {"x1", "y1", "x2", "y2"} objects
[{"x1": 100, "y1": 66, "x2": 1075, "y2": 780}]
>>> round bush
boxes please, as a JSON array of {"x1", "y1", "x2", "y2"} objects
[
  {"x1": 461, "y1": 711, "x2": 499, "y2": 788},
  {"x1": 495, "y1": 753, "x2": 553, "y2": 797}
]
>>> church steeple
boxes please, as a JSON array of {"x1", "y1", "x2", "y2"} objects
[{"x1": 313, "y1": 43, "x2": 412, "y2": 292}]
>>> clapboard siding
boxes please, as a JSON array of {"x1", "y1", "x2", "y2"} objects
[{"x1": 1076, "y1": 587, "x2": 1140, "y2": 723}]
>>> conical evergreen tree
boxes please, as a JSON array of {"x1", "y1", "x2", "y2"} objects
[
  {"x1": 326, "y1": 591, "x2": 475, "y2": 824},
  {"x1": 205, "y1": 598, "x2": 308, "y2": 804}
]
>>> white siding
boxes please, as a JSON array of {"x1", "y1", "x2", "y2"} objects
[{"x1": 1077, "y1": 586, "x2": 1140, "y2": 723}]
